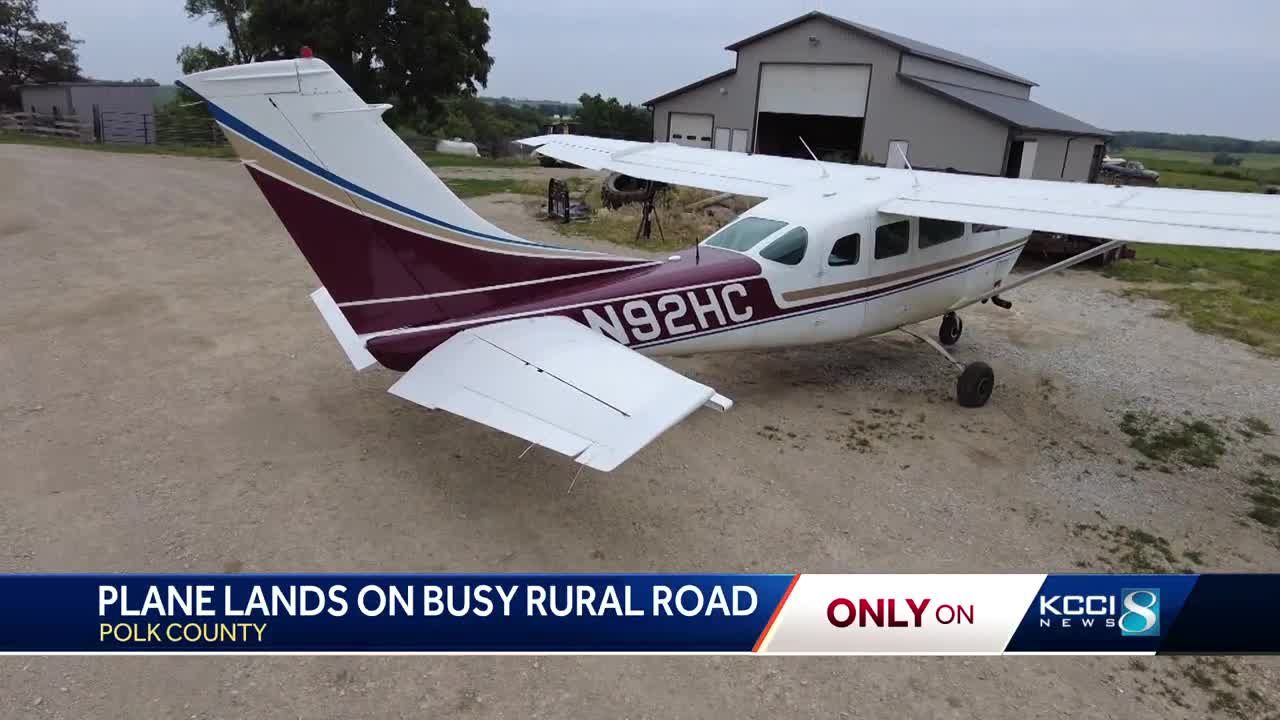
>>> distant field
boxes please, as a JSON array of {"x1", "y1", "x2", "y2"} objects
[
  {"x1": 1120, "y1": 147, "x2": 1280, "y2": 171},
  {"x1": 1155, "y1": 170, "x2": 1261, "y2": 193},
  {"x1": 1113, "y1": 147, "x2": 1280, "y2": 193}
]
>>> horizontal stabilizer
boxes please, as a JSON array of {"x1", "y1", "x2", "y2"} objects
[
  {"x1": 387, "y1": 316, "x2": 726, "y2": 471},
  {"x1": 310, "y1": 287, "x2": 376, "y2": 370}
]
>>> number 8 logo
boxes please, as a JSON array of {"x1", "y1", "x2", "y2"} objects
[{"x1": 1119, "y1": 589, "x2": 1160, "y2": 636}]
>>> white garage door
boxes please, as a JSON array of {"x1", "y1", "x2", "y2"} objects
[
  {"x1": 669, "y1": 113, "x2": 713, "y2": 148},
  {"x1": 758, "y1": 64, "x2": 871, "y2": 117}
]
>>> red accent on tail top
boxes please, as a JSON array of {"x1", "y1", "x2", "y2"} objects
[{"x1": 247, "y1": 166, "x2": 651, "y2": 333}]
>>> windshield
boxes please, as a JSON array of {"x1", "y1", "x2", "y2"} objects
[{"x1": 703, "y1": 217, "x2": 787, "y2": 252}]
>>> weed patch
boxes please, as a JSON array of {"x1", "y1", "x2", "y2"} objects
[{"x1": 1119, "y1": 411, "x2": 1227, "y2": 468}]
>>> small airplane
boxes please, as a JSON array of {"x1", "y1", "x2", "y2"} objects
[{"x1": 178, "y1": 58, "x2": 1280, "y2": 472}]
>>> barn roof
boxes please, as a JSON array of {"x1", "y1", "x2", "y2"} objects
[
  {"x1": 725, "y1": 11, "x2": 1036, "y2": 87},
  {"x1": 902, "y1": 75, "x2": 1110, "y2": 137}
]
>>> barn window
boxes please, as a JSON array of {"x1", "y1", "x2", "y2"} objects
[
  {"x1": 918, "y1": 218, "x2": 965, "y2": 248},
  {"x1": 828, "y1": 233, "x2": 860, "y2": 266},
  {"x1": 759, "y1": 226, "x2": 808, "y2": 266},
  {"x1": 874, "y1": 220, "x2": 910, "y2": 259}
]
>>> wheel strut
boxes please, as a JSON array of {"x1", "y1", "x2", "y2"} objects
[{"x1": 898, "y1": 325, "x2": 995, "y2": 408}]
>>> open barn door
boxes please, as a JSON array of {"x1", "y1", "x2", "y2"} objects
[{"x1": 755, "y1": 63, "x2": 868, "y2": 163}]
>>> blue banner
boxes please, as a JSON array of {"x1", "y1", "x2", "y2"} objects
[
  {"x1": 1, "y1": 573, "x2": 1278, "y2": 654},
  {"x1": 1005, "y1": 574, "x2": 1198, "y2": 652},
  {"x1": 0, "y1": 574, "x2": 793, "y2": 652}
]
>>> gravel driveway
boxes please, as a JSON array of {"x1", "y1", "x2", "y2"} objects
[{"x1": 1, "y1": 144, "x2": 1278, "y2": 719}]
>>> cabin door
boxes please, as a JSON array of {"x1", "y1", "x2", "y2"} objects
[
  {"x1": 862, "y1": 215, "x2": 918, "y2": 334},
  {"x1": 806, "y1": 221, "x2": 870, "y2": 342}
]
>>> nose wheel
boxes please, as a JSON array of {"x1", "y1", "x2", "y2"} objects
[{"x1": 939, "y1": 312, "x2": 962, "y2": 346}]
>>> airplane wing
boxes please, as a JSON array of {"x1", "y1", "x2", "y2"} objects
[
  {"x1": 386, "y1": 316, "x2": 732, "y2": 472},
  {"x1": 881, "y1": 175, "x2": 1280, "y2": 251},
  {"x1": 517, "y1": 134, "x2": 878, "y2": 198},
  {"x1": 517, "y1": 135, "x2": 1280, "y2": 251}
]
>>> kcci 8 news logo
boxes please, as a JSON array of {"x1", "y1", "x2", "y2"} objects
[{"x1": 1038, "y1": 588, "x2": 1160, "y2": 637}]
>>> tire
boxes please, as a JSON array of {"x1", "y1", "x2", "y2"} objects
[
  {"x1": 601, "y1": 173, "x2": 664, "y2": 209},
  {"x1": 956, "y1": 362, "x2": 994, "y2": 408},
  {"x1": 939, "y1": 313, "x2": 962, "y2": 346}
]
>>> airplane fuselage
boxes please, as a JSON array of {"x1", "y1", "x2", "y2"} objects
[{"x1": 363, "y1": 208, "x2": 1029, "y2": 371}]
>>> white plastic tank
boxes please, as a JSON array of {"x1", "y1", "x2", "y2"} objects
[{"x1": 435, "y1": 137, "x2": 480, "y2": 157}]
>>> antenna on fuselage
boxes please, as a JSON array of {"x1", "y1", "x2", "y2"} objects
[
  {"x1": 896, "y1": 143, "x2": 920, "y2": 189},
  {"x1": 798, "y1": 136, "x2": 829, "y2": 179}
]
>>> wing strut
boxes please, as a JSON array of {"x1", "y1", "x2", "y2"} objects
[{"x1": 955, "y1": 239, "x2": 1127, "y2": 312}]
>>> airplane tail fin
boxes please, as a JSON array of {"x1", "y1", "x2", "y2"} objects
[{"x1": 178, "y1": 58, "x2": 649, "y2": 337}]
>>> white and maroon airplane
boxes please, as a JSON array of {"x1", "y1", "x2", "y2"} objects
[{"x1": 178, "y1": 58, "x2": 1280, "y2": 472}]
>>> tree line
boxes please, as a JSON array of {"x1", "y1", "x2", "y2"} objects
[
  {"x1": 3, "y1": 0, "x2": 652, "y2": 152},
  {"x1": 1112, "y1": 131, "x2": 1280, "y2": 155},
  {"x1": 178, "y1": 0, "x2": 651, "y2": 152}
]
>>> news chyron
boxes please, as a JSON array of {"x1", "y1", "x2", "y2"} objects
[{"x1": 0, "y1": 574, "x2": 1274, "y2": 654}]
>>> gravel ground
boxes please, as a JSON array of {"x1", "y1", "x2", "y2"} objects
[{"x1": 1, "y1": 144, "x2": 1279, "y2": 719}]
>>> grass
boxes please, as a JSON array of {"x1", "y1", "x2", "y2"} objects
[
  {"x1": 1119, "y1": 411, "x2": 1227, "y2": 468},
  {"x1": 1073, "y1": 523, "x2": 1181, "y2": 572},
  {"x1": 1102, "y1": 244, "x2": 1280, "y2": 355},
  {"x1": 415, "y1": 150, "x2": 535, "y2": 168},
  {"x1": 1244, "y1": 472, "x2": 1280, "y2": 528},
  {"x1": 559, "y1": 185, "x2": 762, "y2": 252},
  {"x1": 0, "y1": 131, "x2": 235, "y2": 159},
  {"x1": 1154, "y1": 170, "x2": 1262, "y2": 193},
  {"x1": 442, "y1": 177, "x2": 544, "y2": 198}
]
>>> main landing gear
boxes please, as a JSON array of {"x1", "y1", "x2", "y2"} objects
[
  {"x1": 900, "y1": 313, "x2": 995, "y2": 408},
  {"x1": 939, "y1": 312, "x2": 962, "y2": 346}
]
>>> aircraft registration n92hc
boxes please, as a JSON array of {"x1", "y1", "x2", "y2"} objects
[{"x1": 178, "y1": 57, "x2": 1280, "y2": 473}]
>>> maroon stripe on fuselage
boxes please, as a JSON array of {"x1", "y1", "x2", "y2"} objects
[
  {"x1": 248, "y1": 166, "x2": 649, "y2": 327},
  {"x1": 341, "y1": 248, "x2": 761, "y2": 333},
  {"x1": 366, "y1": 248, "x2": 766, "y2": 370},
  {"x1": 363, "y1": 242, "x2": 1024, "y2": 371}
]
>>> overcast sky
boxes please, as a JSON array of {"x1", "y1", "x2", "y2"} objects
[{"x1": 39, "y1": 0, "x2": 1280, "y2": 140}]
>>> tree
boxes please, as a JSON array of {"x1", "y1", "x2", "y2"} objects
[
  {"x1": 0, "y1": 0, "x2": 80, "y2": 107},
  {"x1": 183, "y1": 0, "x2": 250, "y2": 64},
  {"x1": 179, "y1": 0, "x2": 493, "y2": 119},
  {"x1": 176, "y1": 43, "x2": 234, "y2": 74},
  {"x1": 576, "y1": 94, "x2": 650, "y2": 141}
]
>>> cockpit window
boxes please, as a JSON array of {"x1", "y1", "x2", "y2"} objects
[
  {"x1": 759, "y1": 226, "x2": 808, "y2": 266},
  {"x1": 703, "y1": 217, "x2": 787, "y2": 252}
]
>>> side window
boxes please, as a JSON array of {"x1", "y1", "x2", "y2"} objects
[
  {"x1": 918, "y1": 218, "x2": 965, "y2": 249},
  {"x1": 973, "y1": 223, "x2": 1006, "y2": 234},
  {"x1": 759, "y1": 226, "x2": 808, "y2": 266},
  {"x1": 874, "y1": 220, "x2": 910, "y2": 259},
  {"x1": 828, "y1": 233, "x2": 860, "y2": 267}
]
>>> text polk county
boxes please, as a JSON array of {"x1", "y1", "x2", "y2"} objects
[{"x1": 100, "y1": 622, "x2": 267, "y2": 644}]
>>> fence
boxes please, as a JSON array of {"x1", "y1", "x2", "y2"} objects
[
  {"x1": 96, "y1": 110, "x2": 154, "y2": 144},
  {"x1": 0, "y1": 112, "x2": 92, "y2": 141},
  {"x1": 152, "y1": 111, "x2": 229, "y2": 147},
  {"x1": 1, "y1": 108, "x2": 230, "y2": 149}
]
